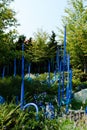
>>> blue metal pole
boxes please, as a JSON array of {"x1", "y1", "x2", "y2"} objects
[
  {"x1": 14, "y1": 58, "x2": 16, "y2": 77},
  {"x1": 66, "y1": 54, "x2": 70, "y2": 113},
  {"x1": 2, "y1": 66, "x2": 5, "y2": 79},
  {"x1": 20, "y1": 43, "x2": 25, "y2": 109},
  {"x1": 64, "y1": 26, "x2": 66, "y2": 66},
  {"x1": 62, "y1": 26, "x2": 67, "y2": 99}
]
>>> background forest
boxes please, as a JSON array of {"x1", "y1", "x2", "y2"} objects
[{"x1": 0, "y1": 0, "x2": 87, "y2": 76}]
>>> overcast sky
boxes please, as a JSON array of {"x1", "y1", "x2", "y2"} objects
[{"x1": 11, "y1": 0, "x2": 67, "y2": 38}]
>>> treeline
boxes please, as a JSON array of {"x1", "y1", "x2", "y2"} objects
[
  {"x1": 0, "y1": 0, "x2": 87, "y2": 77},
  {"x1": 0, "y1": 31, "x2": 58, "y2": 76}
]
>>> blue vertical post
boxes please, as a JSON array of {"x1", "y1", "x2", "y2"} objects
[
  {"x1": 2, "y1": 66, "x2": 5, "y2": 79},
  {"x1": 14, "y1": 58, "x2": 16, "y2": 77},
  {"x1": 20, "y1": 43, "x2": 25, "y2": 109},
  {"x1": 62, "y1": 26, "x2": 67, "y2": 99},
  {"x1": 66, "y1": 54, "x2": 70, "y2": 113},
  {"x1": 48, "y1": 60, "x2": 50, "y2": 87},
  {"x1": 64, "y1": 26, "x2": 66, "y2": 66},
  {"x1": 58, "y1": 61, "x2": 61, "y2": 107},
  {"x1": 56, "y1": 46, "x2": 59, "y2": 72}
]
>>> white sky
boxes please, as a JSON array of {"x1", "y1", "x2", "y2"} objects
[{"x1": 11, "y1": 0, "x2": 67, "y2": 38}]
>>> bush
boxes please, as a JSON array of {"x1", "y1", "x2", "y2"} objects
[
  {"x1": 0, "y1": 76, "x2": 21, "y2": 101},
  {"x1": 71, "y1": 98, "x2": 83, "y2": 110},
  {"x1": 72, "y1": 69, "x2": 87, "y2": 92},
  {"x1": 0, "y1": 75, "x2": 58, "y2": 104}
]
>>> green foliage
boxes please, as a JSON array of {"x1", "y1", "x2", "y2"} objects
[
  {"x1": 47, "y1": 31, "x2": 57, "y2": 60},
  {"x1": 72, "y1": 69, "x2": 87, "y2": 91},
  {"x1": 71, "y1": 98, "x2": 83, "y2": 110},
  {"x1": 0, "y1": 76, "x2": 21, "y2": 101},
  {"x1": 0, "y1": 0, "x2": 18, "y2": 66},
  {"x1": 59, "y1": 0, "x2": 87, "y2": 73},
  {"x1": 0, "y1": 74, "x2": 58, "y2": 103},
  {"x1": 1, "y1": 103, "x2": 87, "y2": 130},
  {"x1": 0, "y1": 72, "x2": 87, "y2": 129}
]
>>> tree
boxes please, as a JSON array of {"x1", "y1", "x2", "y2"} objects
[
  {"x1": 47, "y1": 31, "x2": 57, "y2": 71},
  {"x1": 59, "y1": 0, "x2": 87, "y2": 73},
  {"x1": 32, "y1": 29, "x2": 49, "y2": 63},
  {"x1": 24, "y1": 37, "x2": 33, "y2": 63},
  {"x1": 0, "y1": 0, "x2": 18, "y2": 67}
]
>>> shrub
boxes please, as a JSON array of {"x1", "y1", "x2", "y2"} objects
[{"x1": 0, "y1": 76, "x2": 21, "y2": 102}]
